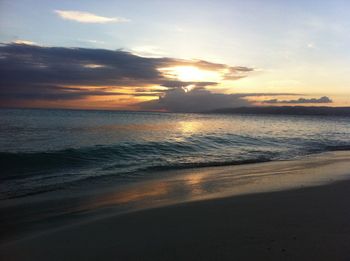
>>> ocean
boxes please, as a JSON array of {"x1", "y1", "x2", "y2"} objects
[{"x1": 1, "y1": 108, "x2": 350, "y2": 201}]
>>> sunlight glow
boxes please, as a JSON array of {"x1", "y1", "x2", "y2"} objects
[
  {"x1": 182, "y1": 84, "x2": 196, "y2": 92},
  {"x1": 83, "y1": 64, "x2": 105, "y2": 68},
  {"x1": 159, "y1": 66, "x2": 221, "y2": 82}
]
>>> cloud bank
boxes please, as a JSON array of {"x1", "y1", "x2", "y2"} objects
[
  {"x1": 139, "y1": 90, "x2": 303, "y2": 112},
  {"x1": 54, "y1": 10, "x2": 129, "y2": 23},
  {"x1": 0, "y1": 43, "x2": 254, "y2": 108},
  {"x1": 140, "y1": 88, "x2": 252, "y2": 112},
  {"x1": 1, "y1": 43, "x2": 315, "y2": 111},
  {"x1": 262, "y1": 96, "x2": 333, "y2": 104}
]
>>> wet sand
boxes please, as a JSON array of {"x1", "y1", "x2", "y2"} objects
[{"x1": 1, "y1": 152, "x2": 350, "y2": 260}]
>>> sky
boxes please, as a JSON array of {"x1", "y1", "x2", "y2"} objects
[{"x1": 0, "y1": 0, "x2": 349, "y2": 111}]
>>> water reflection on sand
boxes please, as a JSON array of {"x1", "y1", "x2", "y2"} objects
[{"x1": 77, "y1": 151, "x2": 350, "y2": 216}]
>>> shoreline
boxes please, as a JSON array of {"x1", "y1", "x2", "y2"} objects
[
  {"x1": 2, "y1": 151, "x2": 350, "y2": 243},
  {"x1": 1, "y1": 151, "x2": 350, "y2": 260}
]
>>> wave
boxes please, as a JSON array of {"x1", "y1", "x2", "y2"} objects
[
  {"x1": 0, "y1": 154, "x2": 275, "y2": 200},
  {"x1": 2, "y1": 138, "x2": 350, "y2": 178},
  {"x1": 143, "y1": 157, "x2": 273, "y2": 171},
  {"x1": 1, "y1": 136, "x2": 350, "y2": 200},
  {"x1": 325, "y1": 145, "x2": 350, "y2": 151},
  {"x1": 0, "y1": 135, "x2": 269, "y2": 178}
]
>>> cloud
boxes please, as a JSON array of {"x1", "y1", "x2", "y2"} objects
[
  {"x1": 54, "y1": 10, "x2": 129, "y2": 23},
  {"x1": 13, "y1": 40, "x2": 37, "y2": 45},
  {"x1": 1, "y1": 43, "x2": 310, "y2": 111},
  {"x1": 131, "y1": 46, "x2": 166, "y2": 58},
  {"x1": 0, "y1": 43, "x2": 253, "y2": 105},
  {"x1": 139, "y1": 88, "x2": 252, "y2": 112},
  {"x1": 0, "y1": 44, "x2": 164, "y2": 91},
  {"x1": 262, "y1": 96, "x2": 333, "y2": 104},
  {"x1": 233, "y1": 93, "x2": 301, "y2": 97},
  {"x1": 168, "y1": 60, "x2": 254, "y2": 81},
  {"x1": 139, "y1": 91, "x2": 311, "y2": 112},
  {"x1": 85, "y1": 39, "x2": 105, "y2": 45}
]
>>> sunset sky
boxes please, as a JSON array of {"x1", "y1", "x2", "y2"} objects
[{"x1": 1, "y1": 0, "x2": 349, "y2": 111}]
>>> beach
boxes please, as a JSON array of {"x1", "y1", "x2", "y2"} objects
[
  {"x1": 2, "y1": 1, "x2": 350, "y2": 260},
  {"x1": 1, "y1": 151, "x2": 350, "y2": 261}
]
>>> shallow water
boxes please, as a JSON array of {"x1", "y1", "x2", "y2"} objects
[{"x1": 1, "y1": 108, "x2": 350, "y2": 199}]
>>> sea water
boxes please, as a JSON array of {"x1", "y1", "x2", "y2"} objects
[{"x1": 1, "y1": 108, "x2": 350, "y2": 200}]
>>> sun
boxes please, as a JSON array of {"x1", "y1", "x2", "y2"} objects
[
  {"x1": 173, "y1": 66, "x2": 206, "y2": 81},
  {"x1": 159, "y1": 66, "x2": 221, "y2": 82}
]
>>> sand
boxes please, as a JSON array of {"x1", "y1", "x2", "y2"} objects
[{"x1": 1, "y1": 152, "x2": 350, "y2": 260}]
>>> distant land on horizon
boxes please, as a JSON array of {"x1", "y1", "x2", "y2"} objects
[
  {"x1": 209, "y1": 106, "x2": 350, "y2": 117},
  {"x1": 2, "y1": 106, "x2": 350, "y2": 117}
]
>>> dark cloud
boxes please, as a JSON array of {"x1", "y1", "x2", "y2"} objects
[
  {"x1": 139, "y1": 88, "x2": 252, "y2": 112},
  {"x1": 232, "y1": 93, "x2": 301, "y2": 97},
  {"x1": 0, "y1": 43, "x2": 166, "y2": 89},
  {"x1": 0, "y1": 43, "x2": 254, "y2": 104},
  {"x1": 168, "y1": 59, "x2": 253, "y2": 73},
  {"x1": 5, "y1": 43, "x2": 318, "y2": 112},
  {"x1": 223, "y1": 67, "x2": 255, "y2": 80},
  {"x1": 138, "y1": 91, "x2": 307, "y2": 112},
  {"x1": 160, "y1": 80, "x2": 218, "y2": 89},
  {"x1": 262, "y1": 96, "x2": 333, "y2": 104}
]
